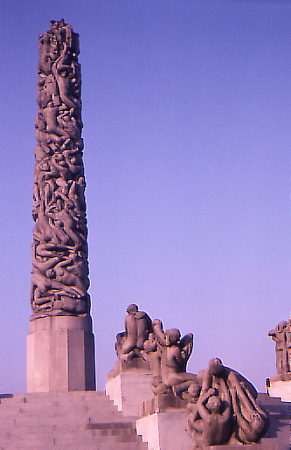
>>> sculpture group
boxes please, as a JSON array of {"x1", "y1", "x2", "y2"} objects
[
  {"x1": 116, "y1": 304, "x2": 269, "y2": 448},
  {"x1": 186, "y1": 359, "x2": 269, "y2": 447},
  {"x1": 31, "y1": 19, "x2": 90, "y2": 317},
  {"x1": 268, "y1": 319, "x2": 291, "y2": 375}
]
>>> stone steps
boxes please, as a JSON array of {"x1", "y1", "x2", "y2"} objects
[
  {"x1": 256, "y1": 394, "x2": 291, "y2": 450},
  {"x1": 0, "y1": 391, "x2": 148, "y2": 449}
]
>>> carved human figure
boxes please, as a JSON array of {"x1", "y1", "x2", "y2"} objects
[
  {"x1": 287, "y1": 319, "x2": 291, "y2": 372},
  {"x1": 151, "y1": 319, "x2": 197, "y2": 396},
  {"x1": 230, "y1": 383, "x2": 269, "y2": 444},
  {"x1": 143, "y1": 331, "x2": 171, "y2": 395},
  {"x1": 115, "y1": 304, "x2": 152, "y2": 361},
  {"x1": 268, "y1": 321, "x2": 289, "y2": 374},
  {"x1": 188, "y1": 385, "x2": 232, "y2": 448}
]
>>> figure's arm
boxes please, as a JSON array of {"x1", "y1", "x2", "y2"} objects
[
  {"x1": 220, "y1": 379, "x2": 231, "y2": 419},
  {"x1": 196, "y1": 388, "x2": 216, "y2": 420},
  {"x1": 180, "y1": 333, "x2": 193, "y2": 362},
  {"x1": 231, "y1": 388, "x2": 248, "y2": 428},
  {"x1": 143, "y1": 333, "x2": 157, "y2": 353},
  {"x1": 169, "y1": 346, "x2": 184, "y2": 367},
  {"x1": 152, "y1": 319, "x2": 166, "y2": 346},
  {"x1": 201, "y1": 368, "x2": 213, "y2": 392},
  {"x1": 243, "y1": 386, "x2": 268, "y2": 419}
]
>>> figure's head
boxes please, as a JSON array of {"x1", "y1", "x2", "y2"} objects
[
  {"x1": 188, "y1": 382, "x2": 201, "y2": 399},
  {"x1": 165, "y1": 328, "x2": 181, "y2": 345},
  {"x1": 126, "y1": 304, "x2": 138, "y2": 314},
  {"x1": 46, "y1": 269, "x2": 56, "y2": 279},
  {"x1": 208, "y1": 358, "x2": 224, "y2": 376},
  {"x1": 251, "y1": 413, "x2": 265, "y2": 432},
  {"x1": 206, "y1": 395, "x2": 222, "y2": 413}
]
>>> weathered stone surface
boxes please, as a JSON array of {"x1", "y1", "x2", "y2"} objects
[{"x1": 31, "y1": 19, "x2": 90, "y2": 318}]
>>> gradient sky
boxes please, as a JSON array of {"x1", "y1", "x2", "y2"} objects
[{"x1": 0, "y1": 0, "x2": 290, "y2": 394}]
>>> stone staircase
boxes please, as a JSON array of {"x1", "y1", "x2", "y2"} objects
[
  {"x1": 0, "y1": 391, "x2": 148, "y2": 449},
  {"x1": 257, "y1": 393, "x2": 290, "y2": 450}
]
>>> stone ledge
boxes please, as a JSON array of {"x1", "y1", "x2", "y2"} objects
[
  {"x1": 138, "y1": 393, "x2": 187, "y2": 418},
  {"x1": 266, "y1": 372, "x2": 291, "y2": 383},
  {"x1": 107, "y1": 358, "x2": 151, "y2": 379}
]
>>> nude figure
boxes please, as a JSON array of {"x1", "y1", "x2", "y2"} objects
[
  {"x1": 117, "y1": 304, "x2": 152, "y2": 361},
  {"x1": 152, "y1": 319, "x2": 197, "y2": 396},
  {"x1": 195, "y1": 385, "x2": 232, "y2": 448}
]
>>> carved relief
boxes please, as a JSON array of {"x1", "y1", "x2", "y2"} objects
[{"x1": 31, "y1": 20, "x2": 90, "y2": 317}]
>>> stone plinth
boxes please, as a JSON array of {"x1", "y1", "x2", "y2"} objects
[
  {"x1": 266, "y1": 373, "x2": 291, "y2": 402},
  {"x1": 27, "y1": 316, "x2": 96, "y2": 392},
  {"x1": 105, "y1": 358, "x2": 153, "y2": 416},
  {"x1": 136, "y1": 396, "x2": 191, "y2": 450}
]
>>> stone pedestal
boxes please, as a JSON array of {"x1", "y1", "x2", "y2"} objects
[
  {"x1": 26, "y1": 315, "x2": 96, "y2": 392},
  {"x1": 105, "y1": 358, "x2": 153, "y2": 416},
  {"x1": 266, "y1": 373, "x2": 291, "y2": 402},
  {"x1": 136, "y1": 395, "x2": 191, "y2": 450}
]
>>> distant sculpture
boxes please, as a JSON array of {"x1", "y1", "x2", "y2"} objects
[
  {"x1": 144, "y1": 319, "x2": 197, "y2": 396},
  {"x1": 268, "y1": 320, "x2": 290, "y2": 374},
  {"x1": 31, "y1": 19, "x2": 90, "y2": 317},
  {"x1": 186, "y1": 358, "x2": 269, "y2": 448},
  {"x1": 115, "y1": 304, "x2": 152, "y2": 361},
  {"x1": 287, "y1": 319, "x2": 291, "y2": 371}
]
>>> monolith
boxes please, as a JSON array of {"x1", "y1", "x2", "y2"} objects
[{"x1": 27, "y1": 19, "x2": 96, "y2": 392}]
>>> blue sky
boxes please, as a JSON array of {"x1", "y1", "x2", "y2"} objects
[{"x1": 0, "y1": 0, "x2": 290, "y2": 393}]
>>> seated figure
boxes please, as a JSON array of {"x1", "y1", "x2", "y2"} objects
[
  {"x1": 149, "y1": 319, "x2": 197, "y2": 396},
  {"x1": 115, "y1": 304, "x2": 152, "y2": 362}
]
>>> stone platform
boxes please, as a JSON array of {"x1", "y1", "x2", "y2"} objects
[
  {"x1": 266, "y1": 373, "x2": 291, "y2": 402},
  {"x1": 0, "y1": 391, "x2": 148, "y2": 449},
  {"x1": 106, "y1": 358, "x2": 153, "y2": 416}
]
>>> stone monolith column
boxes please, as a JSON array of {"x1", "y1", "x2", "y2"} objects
[{"x1": 27, "y1": 19, "x2": 96, "y2": 392}]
